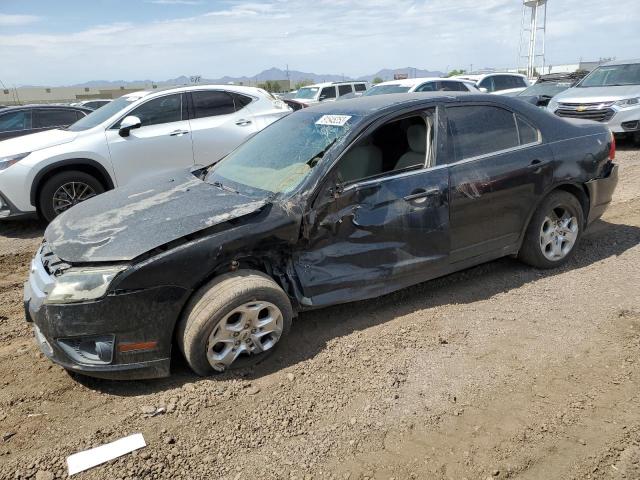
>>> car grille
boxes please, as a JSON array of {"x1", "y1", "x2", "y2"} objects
[{"x1": 555, "y1": 101, "x2": 616, "y2": 122}]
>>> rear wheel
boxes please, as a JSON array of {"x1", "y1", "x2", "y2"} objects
[
  {"x1": 518, "y1": 190, "x2": 584, "y2": 268},
  {"x1": 38, "y1": 170, "x2": 104, "y2": 222},
  {"x1": 177, "y1": 270, "x2": 293, "y2": 376}
]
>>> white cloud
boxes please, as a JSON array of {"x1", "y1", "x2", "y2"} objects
[
  {"x1": 0, "y1": 0, "x2": 639, "y2": 85},
  {"x1": 146, "y1": 0, "x2": 204, "y2": 4},
  {"x1": 0, "y1": 13, "x2": 40, "y2": 26}
]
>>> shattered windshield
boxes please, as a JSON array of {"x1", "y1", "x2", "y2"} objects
[{"x1": 205, "y1": 111, "x2": 359, "y2": 195}]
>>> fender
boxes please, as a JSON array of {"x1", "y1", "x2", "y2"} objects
[
  {"x1": 516, "y1": 181, "x2": 591, "y2": 248},
  {"x1": 29, "y1": 158, "x2": 115, "y2": 207}
]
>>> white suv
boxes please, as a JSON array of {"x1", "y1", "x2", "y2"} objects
[
  {"x1": 291, "y1": 81, "x2": 368, "y2": 105},
  {"x1": 453, "y1": 73, "x2": 530, "y2": 96},
  {"x1": 0, "y1": 85, "x2": 291, "y2": 221}
]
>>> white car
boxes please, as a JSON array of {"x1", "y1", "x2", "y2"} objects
[
  {"x1": 362, "y1": 77, "x2": 479, "y2": 95},
  {"x1": 547, "y1": 58, "x2": 640, "y2": 142},
  {"x1": 0, "y1": 85, "x2": 291, "y2": 221},
  {"x1": 453, "y1": 73, "x2": 530, "y2": 96},
  {"x1": 291, "y1": 81, "x2": 369, "y2": 105}
]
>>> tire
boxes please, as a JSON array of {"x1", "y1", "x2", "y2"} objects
[
  {"x1": 38, "y1": 170, "x2": 105, "y2": 222},
  {"x1": 177, "y1": 270, "x2": 293, "y2": 376},
  {"x1": 518, "y1": 190, "x2": 585, "y2": 269}
]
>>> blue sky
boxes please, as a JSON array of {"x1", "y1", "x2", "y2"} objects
[{"x1": 1, "y1": 0, "x2": 639, "y2": 86}]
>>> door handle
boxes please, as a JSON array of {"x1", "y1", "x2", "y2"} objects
[
  {"x1": 403, "y1": 188, "x2": 440, "y2": 202},
  {"x1": 235, "y1": 119, "x2": 252, "y2": 126},
  {"x1": 528, "y1": 159, "x2": 545, "y2": 173},
  {"x1": 169, "y1": 129, "x2": 189, "y2": 136}
]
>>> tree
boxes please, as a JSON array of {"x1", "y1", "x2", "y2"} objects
[
  {"x1": 446, "y1": 69, "x2": 466, "y2": 78},
  {"x1": 257, "y1": 80, "x2": 283, "y2": 93},
  {"x1": 294, "y1": 79, "x2": 314, "y2": 90},
  {"x1": 372, "y1": 77, "x2": 384, "y2": 84}
]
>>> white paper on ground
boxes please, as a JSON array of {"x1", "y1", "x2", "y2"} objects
[{"x1": 67, "y1": 433, "x2": 146, "y2": 476}]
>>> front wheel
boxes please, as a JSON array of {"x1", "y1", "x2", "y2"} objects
[
  {"x1": 38, "y1": 170, "x2": 105, "y2": 222},
  {"x1": 518, "y1": 190, "x2": 584, "y2": 269},
  {"x1": 177, "y1": 270, "x2": 293, "y2": 376}
]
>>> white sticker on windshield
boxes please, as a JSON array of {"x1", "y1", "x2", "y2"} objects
[{"x1": 315, "y1": 115, "x2": 352, "y2": 126}]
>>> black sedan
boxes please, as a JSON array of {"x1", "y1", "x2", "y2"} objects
[
  {"x1": 0, "y1": 104, "x2": 92, "y2": 141},
  {"x1": 25, "y1": 93, "x2": 618, "y2": 380}
]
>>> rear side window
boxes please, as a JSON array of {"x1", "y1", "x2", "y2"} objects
[
  {"x1": 230, "y1": 93, "x2": 253, "y2": 110},
  {"x1": 438, "y1": 81, "x2": 466, "y2": 92},
  {"x1": 354, "y1": 83, "x2": 367, "y2": 92},
  {"x1": 338, "y1": 84, "x2": 353, "y2": 96},
  {"x1": 416, "y1": 82, "x2": 437, "y2": 92},
  {"x1": 516, "y1": 115, "x2": 539, "y2": 145},
  {"x1": 0, "y1": 110, "x2": 30, "y2": 131},
  {"x1": 320, "y1": 86, "x2": 336, "y2": 100},
  {"x1": 191, "y1": 91, "x2": 236, "y2": 118},
  {"x1": 447, "y1": 105, "x2": 520, "y2": 161},
  {"x1": 75, "y1": 110, "x2": 87, "y2": 120},
  {"x1": 126, "y1": 93, "x2": 183, "y2": 127},
  {"x1": 34, "y1": 109, "x2": 79, "y2": 128}
]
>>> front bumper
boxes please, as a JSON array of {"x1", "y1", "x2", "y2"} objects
[
  {"x1": 0, "y1": 190, "x2": 36, "y2": 220},
  {"x1": 586, "y1": 163, "x2": 618, "y2": 225},
  {"x1": 24, "y1": 247, "x2": 191, "y2": 380},
  {"x1": 553, "y1": 105, "x2": 640, "y2": 133}
]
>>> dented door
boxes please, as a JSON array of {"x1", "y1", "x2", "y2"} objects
[{"x1": 294, "y1": 167, "x2": 450, "y2": 306}]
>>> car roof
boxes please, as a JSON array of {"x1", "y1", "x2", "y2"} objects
[
  {"x1": 302, "y1": 81, "x2": 367, "y2": 88},
  {"x1": 455, "y1": 72, "x2": 527, "y2": 81},
  {"x1": 374, "y1": 77, "x2": 444, "y2": 87},
  {"x1": 304, "y1": 91, "x2": 496, "y2": 116},
  {"x1": 602, "y1": 58, "x2": 640, "y2": 66},
  {"x1": 0, "y1": 104, "x2": 92, "y2": 112},
  {"x1": 125, "y1": 84, "x2": 271, "y2": 98}
]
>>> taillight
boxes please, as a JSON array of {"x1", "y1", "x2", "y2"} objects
[{"x1": 609, "y1": 131, "x2": 616, "y2": 161}]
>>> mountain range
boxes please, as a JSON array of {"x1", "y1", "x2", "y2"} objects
[{"x1": 64, "y1": 66, "x2": 445, "y2": 88}]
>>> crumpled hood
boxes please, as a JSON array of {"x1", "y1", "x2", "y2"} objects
[
  {"x1": 0, "y1": 128, "x2": 78, "y2": 156},
  {"x1": 554, "y1": 85, "x2": 640, "y2": 103},
  {"x1": 45, "y1": 169, "x2": 268, "y2": 263}
]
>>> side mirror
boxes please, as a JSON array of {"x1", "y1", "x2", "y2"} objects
[
  {"x1": 478, "y1": 87, "x2": 488, "y2": 93},
  {"x1": 319, "y1": 95, "x2": 328, "y2": 102},
  {"x1": 118, "y1": 115, "x2": 142, "y2": 137}
]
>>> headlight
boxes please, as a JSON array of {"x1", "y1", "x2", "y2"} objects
[
  {"x1": 547, "y1": 99, "x2": 559, "y2": 112},
  {"x1": 0, "y1": 152, "x2": 30, "y2": 171},
  {"x1": 45, "y1": 265, "x2": 127, "y2": 304},
  {"x1": 614, "y1": 97, "x2": 640, "y2": 108}
]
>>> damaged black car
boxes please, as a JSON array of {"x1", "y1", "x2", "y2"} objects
[{"x1": 24, "y1": 93, "x2": 618, "y2": 380}]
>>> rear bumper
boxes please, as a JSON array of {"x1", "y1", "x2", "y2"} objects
[{"x1": 586, "y1": 163, "x2": 618, "y2": 225}]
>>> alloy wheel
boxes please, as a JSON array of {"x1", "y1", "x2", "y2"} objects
[
  {"x1": 206, "y1": 301, "x2": 284, "y2": 372},
  {"x1": 52, "y1": 181, "x2": 97, "y2": 215},
  {"x1": 539, "y1": 206, "x2": 579, "y2": 261}
]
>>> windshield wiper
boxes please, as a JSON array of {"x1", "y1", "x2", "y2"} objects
[
  {"x1": 212, "y1": 181, "x2": 238, "y2": 194},
  {"x1": 307, "y1": 138, "x2": 338, "y2": 168}
]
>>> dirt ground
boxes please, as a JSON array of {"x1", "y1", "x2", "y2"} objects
[{"x1": 1, "y1": 143, "x2": 639, "y2": 480}]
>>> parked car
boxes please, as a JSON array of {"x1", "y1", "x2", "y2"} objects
[
  {"x1": 362, "y1": 77, "x2": 478, "y2": 96},
  {"x1": 515, "y1": 72, "x2": 587, "y2": 107},
  {"x1": 547, "y1": 58, "x2": 640, "y2": 144},
  {"x1": 291, "y1": 81, "x2": 368, "y2": 105},
  {"x1": 0, "y1": 105, "x2": 92, "y2": 141},
  {"x1": 25, "y1": 92, "x2": 618, "y2": 379},
  {"x1": 71, "y1": 99, "x2": 113, "y2": 110},
  {"x1": 0, "y1": 85, "x2": 291, "y2": 221},
  {"x1": 453, "y1": 73, "x2": 530, "y2": 95}
]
